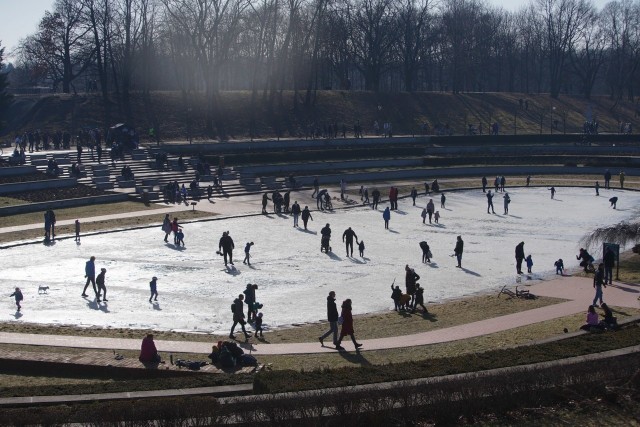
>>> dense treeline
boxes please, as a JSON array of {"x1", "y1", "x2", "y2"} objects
[{"x1": 5, "y1": 0, "x2": 640, "y2": 137}]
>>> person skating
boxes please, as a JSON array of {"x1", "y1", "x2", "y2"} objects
[
  {"x1": 149, "y1": 276, "x2": 158, "y2": 302},
  {"x1": 593, "y1": 263, "x2": 606, "y2": 307},
  {"x1": 548, "y1": 187, "x2": 556, "y2": 199},
  {"x1": 426, "y1": 199, "x2": 435, "y2": 223},
  {"x1": 481, "y1": 176, "x2": 487, "y2": 193},
  {"x1": 609, "y1": 196, "x2": 618, "y2": 209},
  {"x1": 526, "y1": 175, "x2": 531, "y2": 186},
  {"x1": 319, "y1": 291, "x2": 339, "y2": 347},
  {"x1": 500, "y1": 176, "x2": 506, "y2": 192},
  {"x1": 454, "y1": 236, "x2": 464, "y2": 268},
  {"x1": 342, "y1": 227, "x2": 358, "y2": 257},
  {"x1": 388, "y1": 187, "x2": 398, "y2": 210},
  {"x1": 261, "y1": 193, "x2": 269, "y2": 214},
  {"x1": 358, "y1": 240, "x2": 365, "y2": 257},
  {"x1": 75, "y1": 219, "x2": 81, "y2": 242},
  {"x1": 486, "y1": 190, "x2": 495, "y2": 214},
  {"x1": 619, "y1": 171, "x2": 625, "y2": 189},
  {"x1": 440, "y1": 192, "x2": 446, "y2": 208},
  {"x1": 219, "y1": 231, "x2": 235, "y2": 266},
  {"x1": 96, "y1": 268, "x2": 108, "y2": 302},
  {"x1": 311, "y1": 177, "x2": 319, "y2": 198},
  {"x1": 410, "y1": 187, "x2": 418, "y2": 206},
  {"x1": 371, "y1": 189, "x2": 381, "y2": 210},
  {"x1": 363, "y1": 187, "x2": 369, "y2": 205},
  {"x1": 420, "y1": 241, "x2": 431, "y2": 263},
  {"x1": 424, "y1": 181, "x2": 430, "y2": 195},
  {"x1": 171, "y1": 218, "x2": 179, "y2": 244},
  {"x1": 595, "y1": 181, "x2": 600, "y2": 196},
  {"x1": 421, "y1": 207, "x2": 427, "y2": 224},
  {"x1": 321, "y1": 223, "x2": 332, "y2": 253},
  {"x1": 526, "y1": 255, "x2": 533, "y2": 274},
  {"x1": 243, "y1": 283, "x2": 258, "y2": 322},
  {"x1": 243, "y1": 242, "x2": 254, "y2": 265},
  {"x1": 405, "y1": 265, "x2": 420, "y2": 309},
  {"x1": 434, "y1": 211, "x2": 440, "y2": 223},
  {"x1": 230, "y1": 294, "x2": 251, "y2": 341},
  {"x1": 503, "y1": 192, "x2": 510, "y2": 214},
  {"x1": 82, "y1": 256, "x2": 99, "y2": 299},
  {"x1": 283, "y1": 191, "x2": 291, "y2": 213},
  {"x1": 301, "y1": 206, "x2": 313, "y2": 230},
  {"x1": 316, "y1": 189, "x2": 327, "y2": 210},
  {"x1": 176, "y1": 228, "x2": 185, "y2": 247},
  {"x1": 335, "y1": 299, "x2": 362, "y2": 351},
  {"x1": 291, "y1": 201, "x2": 301, "y2": 227},
  {"x1": 9, "y1": 287, "x2": 23, "y2": 312},
  {"x1": 515, "y1": 242, "x2": 525, "y2": 274},
  {"x1": 383, "y1": 206, "x2": 391, "y2": 229}
]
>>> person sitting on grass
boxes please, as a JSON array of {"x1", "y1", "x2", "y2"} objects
[
  {"x1": 600, "y1": 303, "x2": 618, "y2": 329},
  {"x1": 580, "y1": 305, "x2": 603, "y2": 331},
  {"x1": 139, "y1": 333, "x2": 161, "y2": 364}
]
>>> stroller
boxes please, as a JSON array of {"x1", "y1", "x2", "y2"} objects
[{"x1": 321, "y1": 235, "x2": 332, "y2": 253}]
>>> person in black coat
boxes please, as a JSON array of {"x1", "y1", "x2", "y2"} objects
[
  {"x1": 342, "y1": 227, "x2": 358, "y2": 257},
  {"x1": 454, "y1": 236, "x2": 464, "y2": 268},
  {"x1": 371, "y1": 189, "x2": 381, "y2": 210},
  {"x1": 481, "y1": 176, "x2": 487, "y2": 192},
  {"x1": 219, "y1": 231, "x2": 235, "y2": 266},
  {"x1": 301, "y1": 206, "x2": 313, "y2": 230},
  {"x1": 603, "y1": 247, "x2": 615, "y2": 285},
  {"x1": 318, "y1": 291, "x2": 339, "y2": 347},
  {"x1": 405, "y1": 265, "x2": 420, "y2": 309},
  {"x1": 420, "y1": 241, "x2": 431, "y2": 263},
  {"x1": 515, "y1": 242, "x2": 525, "y2": 274}
]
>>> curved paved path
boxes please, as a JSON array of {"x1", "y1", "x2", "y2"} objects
[{"x1": 1, "y1": 276, "x2": 637, "y2": 355}]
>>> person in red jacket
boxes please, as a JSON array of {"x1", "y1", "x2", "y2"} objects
[
  {"x1": 335, "y1": 299, "x2": 362, "y2": 351},
  {"x1": 139, "y1": 334, "x2": 161, "y2": 363}
]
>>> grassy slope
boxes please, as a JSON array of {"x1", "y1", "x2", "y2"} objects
[{"x1": 4, "y1": 91, "x2": 638, "y2": 141}]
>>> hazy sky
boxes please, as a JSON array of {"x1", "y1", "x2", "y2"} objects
[{"x1": 0, "y1": 0, "x2": 614, "y2": 62}]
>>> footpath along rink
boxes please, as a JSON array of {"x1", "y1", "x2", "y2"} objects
[{"x1": 1, "y1": 186, "x2": 639, "y2": 335}]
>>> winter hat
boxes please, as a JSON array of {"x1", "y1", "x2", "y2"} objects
[
  {"x1": 101, "y1": 268, "x2": 107, "y2": 272},
  {"x1": 152, "y1": 276, "x2": 157, "y2": 281}
]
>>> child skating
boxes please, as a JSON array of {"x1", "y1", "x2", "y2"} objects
[
  {"x1": 149, "y1": 277, "x2": 158, "y2": 302},
  {"x1": 358, "y1": 240, "x2": 365, "y2": 257},
  {"x1": 255, "y1": 312, "x2": 264, "y2": 338},
  {"x1": 10, "y1": 287, "x2": 23, "y2": 312},
  {"x1": 176, "y1": 228, "x2": 185, "y2": 246},
  {"x1": 434, "y1": 211, "x2": 440, "y2": 223},
  {"x1": 75, "y1": 219, "x2": 81, "y2": 242},
  {"x1": 525, "y1": 255, "x2": 533, "y2": 274},
  {"x1": 243, "y1": 242, "x2": 254, "y2": 265}
]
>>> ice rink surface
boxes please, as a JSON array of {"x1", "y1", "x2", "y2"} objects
[{"x1": 2, "y1": 186, "x2": 637, "y2": 333}]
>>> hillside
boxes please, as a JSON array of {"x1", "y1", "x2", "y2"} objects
[{"x1": 3, "y1": 91, "x2": 638, "y2": 142}]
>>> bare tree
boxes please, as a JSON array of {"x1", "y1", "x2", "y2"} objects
[{"x1": 570, "y1": 4, "x2": 605, "y2": 99}]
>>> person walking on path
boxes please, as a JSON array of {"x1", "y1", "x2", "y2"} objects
[
  {"x1": 383, "y1": 206, "x2": 391, "y2": 229},
  {"x1": 619, "y1": 171, "x2": 625, "y2": 189},
  {"x1": 301, "y1": 206, "x2": 313, "y2": 230},
  {"x1": 593, "y1": 263, "x2": 606, "y2": 307},
  {"x1": 481, "y1": 176, "x2": 487, "y2": 193},
  {"x1": 291, "y1": 201, "x2": 301, "y2": 227},
  {"x1": 548, "y1": 187, "x2": 556, "y2": 199},
  {"x1": 335, "y1": 299, "x2": 362, "y2": 351},
  {"x1": 372, "y1": 189, "x2": 380, "y2": 210},
  {"x1": 318, "y1": 291, "x2": 339, "y2": 347},
  {"x1": 411, "y1": 187, "x2": 418, "y2": 206},
  {"x1": 96, "y1": 268, "x2": 108, "y2": 301},
  {"x1": 149, "y1": 277, "x2": 158, "y2": 302},
  {"x1": 440, "y1": 192, "x2": 446, "y2": 208},
  {"x1": 486, "y1": 190, "x2": 495, "y2": 214},
  {"x1": 9, "y1": 287, "x2": 23, "y2": 312},
  {"x1": 342, "y1": 227, "x2": 358, "y2": 257},
  {"x1": 162, "y1": 214, "x2": 171, "y2": 243},
  {"x1": 243, "y1": 242, "x2": 254, "y2": 265},
  {"x1": 82, "y1": 256, "x2": 99, "y2": 299},
  {"x1": 454, "y1": 236, "x2": 464, "y2": 268},
  {"x1": 604, "y1": 169, "x2": 611, "y2": 189},
  {"x1": 604, "y1": 247, "x2": 615, "y2": 285},
  {"x1": 515, "y1": 242, "x2": 525, "y2": 274},
  {"x1": 219, "y1": 231, "x2": 235, "y2": 266},
  {"x1": 230, "y1": 294, "x2": 251, "y2": 341},
  {"x1": 405, "y1": 265, "x2": 420, "y2": 309},
  {"x1": 503, "y1": 192, "x2": 510, "y2": 214},
  {"x1": 595, "y1": 181, "x2": 600, "y2": 196}
]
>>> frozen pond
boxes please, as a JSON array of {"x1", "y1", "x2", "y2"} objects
[{"x1": 2, "y1": 186, "x2": 637, "y2": 333}]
